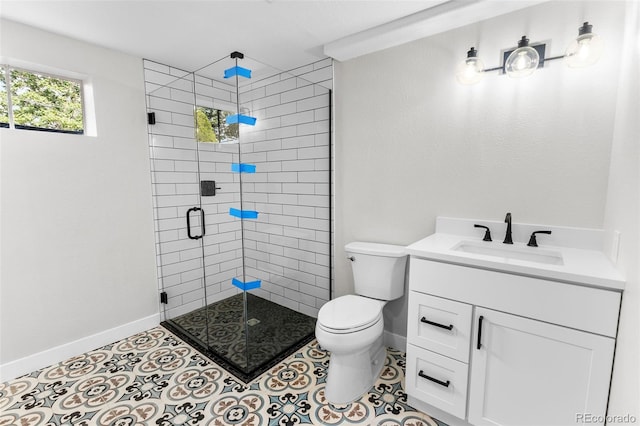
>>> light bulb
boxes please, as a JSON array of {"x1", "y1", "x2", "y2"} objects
[
  {"x1": 505, "y1": 36, "x2": 540, "y2": 78},
  {"x1": 456, "y1": 47, "x2": 485, "y2": 85},
  {"x1": 515, "y1": 53, "x2": 531, "y2": 71},
  {"x1": 565, "y1": 22, "x2": 603, "y2": 68}
]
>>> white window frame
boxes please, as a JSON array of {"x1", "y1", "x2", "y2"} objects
[{"x1": 0, "y1": 64, "x2": 86, "y2": 134}]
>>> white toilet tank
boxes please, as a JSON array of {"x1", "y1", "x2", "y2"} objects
[{"x1": 345, "y1": 242, "x2": 408, "y2": 301}]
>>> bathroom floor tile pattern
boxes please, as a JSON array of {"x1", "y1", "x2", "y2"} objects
[{"x1": 0, "y1": 326, "x2": 447, "y2": 426}]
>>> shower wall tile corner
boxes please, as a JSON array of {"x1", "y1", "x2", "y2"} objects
[{"x1": 143, "y1": 58, "x2": 333, "y2": 320}]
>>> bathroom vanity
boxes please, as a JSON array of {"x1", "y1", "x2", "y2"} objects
[{"x1": 405, "y1": 217, "x2": 624, "y2": 426}]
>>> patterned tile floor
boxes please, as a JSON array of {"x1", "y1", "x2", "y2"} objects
[{"x1": 0, "y1": 326, "x2": 446, "y2": 426}]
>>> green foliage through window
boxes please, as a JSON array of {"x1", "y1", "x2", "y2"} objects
[
  {"x1": 195, "y1": 106, "x2": 238, "y2": 143},
  {"x1": 0, "y1": 65, "x2": 84, "y2": 134},
  {"x1": 196, "y1": 109, "x2": 217, "y2": 142}
]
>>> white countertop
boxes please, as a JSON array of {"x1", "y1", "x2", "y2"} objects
[{"x1": 406, "y1": 218, "x2": 625, "y2": 291}]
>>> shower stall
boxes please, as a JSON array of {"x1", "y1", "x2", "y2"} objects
[{"x1": 143, "y1": 53, "x2": 332, "y2": 381}]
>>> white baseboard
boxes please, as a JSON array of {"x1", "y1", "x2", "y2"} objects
[
  {"x1": 384, "y1": 330, "x2": 407, "y2": 353},
  {"x1": 0, "y1": 313, "x2": 160, "y2": 383}
]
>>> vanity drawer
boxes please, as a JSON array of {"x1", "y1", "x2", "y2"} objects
[
  {"x1": 409, "y1": 258, "x2": 621, "y2": 337},
  {"x1": 408, "y1": 291, "x2": 472, "y2": 362},
  {"x1": 406, "y1": 344, "x2": 468, "y2": 420}
]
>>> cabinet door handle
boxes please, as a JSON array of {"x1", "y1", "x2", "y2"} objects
[
  {"x1": 418, "y1": 370, "x2": 450, "y2": 388},
  {"x1": 420, "y1": 317, "x2": 453, "y2": 331},
  {"x1": 477, "y1": 315, "x2": 484, "y2": 350}
]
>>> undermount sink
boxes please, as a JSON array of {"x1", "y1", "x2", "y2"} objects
[{"x1": 452, "y1": 240, "x2": 564, "y2": 265}]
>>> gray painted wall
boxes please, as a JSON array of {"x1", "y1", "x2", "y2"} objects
[
  {"x1": 1, "y1": 20, "x2": 158, "y2": 363},
  {"x1": 603, "y1": 1, "x2": 640, "y2": 419}
]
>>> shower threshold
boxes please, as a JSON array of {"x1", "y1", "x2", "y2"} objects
[{"x1": 161, "y1": 293, "x2": 317, "y2": 382}]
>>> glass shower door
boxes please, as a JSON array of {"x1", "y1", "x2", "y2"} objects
[
  {"x1": 145, "y1": 64, "x2": 213, "y2": 352},
  {"x1": 193, "y1": 56, "x2": 249, "y2": 373}
]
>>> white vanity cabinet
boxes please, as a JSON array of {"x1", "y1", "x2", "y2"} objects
[{"x1": 406, "y1": 258, "x2": 621, "y2": 426}]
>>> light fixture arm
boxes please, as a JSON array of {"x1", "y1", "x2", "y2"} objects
[{"x1": 542, "y1": 54, "x2": 565, "y2": 62}]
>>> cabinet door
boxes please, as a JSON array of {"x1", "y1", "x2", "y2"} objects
[{"x1": 468, "y1": 308, "x2": 615, "y2": 426}]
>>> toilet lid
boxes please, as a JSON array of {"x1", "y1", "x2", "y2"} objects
[{"x1": 318, "y1": 295, "x2": 383, "y2": 331}]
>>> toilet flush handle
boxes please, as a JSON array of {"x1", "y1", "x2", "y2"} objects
[{"x1": 347, "y1": 256, "x2": 355, "y2": 261}]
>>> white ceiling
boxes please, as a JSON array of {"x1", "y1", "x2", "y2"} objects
[{"x1": 0, "y1": 0, "x2": 450, "y2": 73}]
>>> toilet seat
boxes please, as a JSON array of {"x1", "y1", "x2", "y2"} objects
[{"x1": 317, "y1": 295, "x2": 384, "y2": 334}]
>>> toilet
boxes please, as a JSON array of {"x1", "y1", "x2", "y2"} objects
[{"x1": 315, "y1": 241, "x2": 407, "y2": 404}]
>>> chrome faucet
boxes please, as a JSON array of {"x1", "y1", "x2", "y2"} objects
[{"x1": 503, "y1": 212, "x2": 513, "y2": 244}]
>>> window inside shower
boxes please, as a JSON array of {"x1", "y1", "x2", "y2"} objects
[
  {"x1": 143, "y1": 55, "x2": 332, "y2": 381},
  {"x1": 195, "y1": 106, "x2": 238, "y2": 143}
]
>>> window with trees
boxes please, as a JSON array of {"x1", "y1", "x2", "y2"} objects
[
  {"x1": 0, "y1": 68, "x2": 8, "y2": 128},
  {"x1": 0, "y1": 65, "x2": 84, "y2": 134},
  {"x1": 195, "y1": 106, "x2": 238, "y2": 143}
]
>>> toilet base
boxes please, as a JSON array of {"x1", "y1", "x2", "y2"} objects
[{"x1": 324, "y1": 334, "x2": 386, "y2": 405}]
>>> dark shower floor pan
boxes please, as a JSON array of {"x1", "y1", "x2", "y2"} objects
[{"x1": 161, "y1": 293, "x2": 317, "y2": 382}]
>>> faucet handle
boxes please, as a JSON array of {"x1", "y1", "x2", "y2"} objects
[
  {"x1": 474, "y1": 224, "x2": 492, "y2": 242},
  {"x1": 527, "y1": 230, "x2": 552, "y2": 247}
]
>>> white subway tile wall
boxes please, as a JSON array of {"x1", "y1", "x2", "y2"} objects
[
  {"x1": 237, "y1": 60, "x2": 331, "y2": 317},
  {"x1": 144, "y1": 58, "x2": 332, "y2": 321}
]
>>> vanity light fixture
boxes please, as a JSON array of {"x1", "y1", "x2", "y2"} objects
[
  {"x1": 456, "y1": 47, "x2": 486, "y2": 85},
  {"x1": 456, "y1": 21, "x2": 602, "y2": 85},
  {"x1": 504, "y1": 36, "x2": 540, "y2": 78},
  {"x1": 564, "y1": 22, "x2": 604, "y2": 68}
]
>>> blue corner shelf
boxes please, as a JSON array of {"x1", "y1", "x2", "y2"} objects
[
  {"x1": 232, "y1": 278, "x2": 261, "y2": 291},
  {"x1": 226, "y1": 114, "x2": 257, "y2": 126},
  {"x1": 224, "y1": 66, "x2": 252, "y2": 79},
  {"x1": 231, "y1": 163, "x2": 256, "y2": 173},
  {"x1": 229, "y1": 208, "x2": 259, "y2": 219}
]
